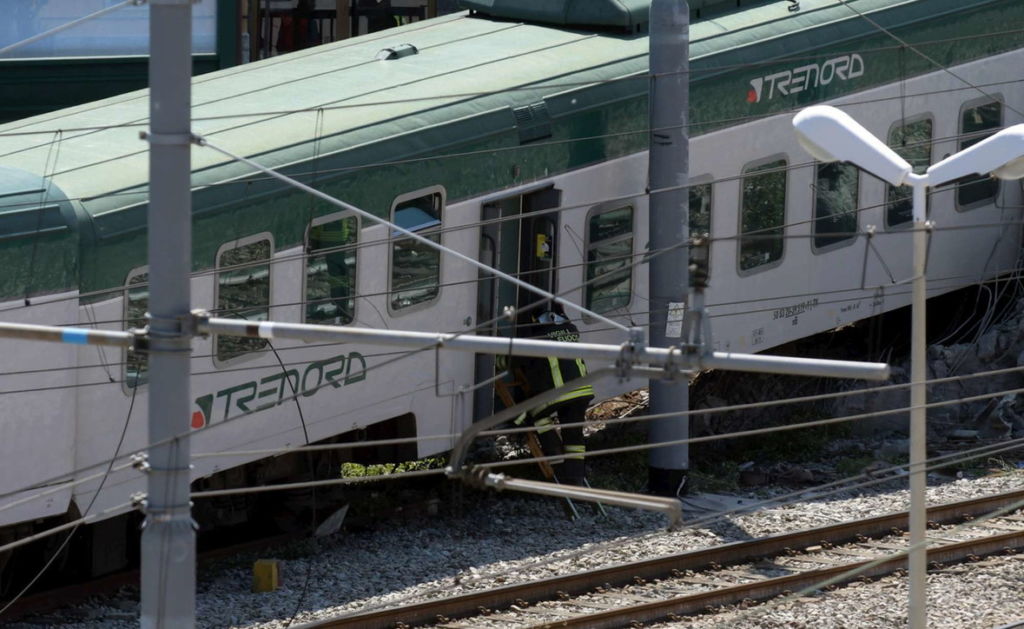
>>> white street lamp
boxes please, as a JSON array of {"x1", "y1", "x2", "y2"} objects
[{"x1": 794, "y1": 105, "x2": 1024, "y2": 629}]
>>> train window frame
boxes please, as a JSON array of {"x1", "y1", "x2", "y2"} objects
[
  {"x1": 123, "y1": 266, "x2": 149, "y2": 392},
  {"x1": 884, "y1": 114, "x2": 934, "y2": 229},
  {"x1": 583, "y1": 202, "x2": 635, "y2": 317},
  {"x1": 213, "y1": 232, "x2": 274, "y2": 366},
  {"x1": 956, "y1": 97, "x2": 1003, "y2": 211},
  {"x1": 689, "y1": 176, "x2": 714, "y2": 281},
  {"x1": 303, "y1": 212, "x2": 359, "y2": 326},
  {"x1": 737, "y1": 155, "x2": 788, "y2": 276},
  {"x1": 811, "y1": 161, "x2": 860, "y2": 253},
  {"x1": 387, "y1": 186, "x2": 445, "y2": 316}
]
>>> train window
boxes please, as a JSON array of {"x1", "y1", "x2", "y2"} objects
[
  {"x1": 813, "y1": 162, "x2": 859, "y2": 250},
  {"x1": 305, "y1": 215, "x2": 358, "y2": 325},
  {"x1": 216, "y1": 236, "x2": 272, "y2": 362},
  {"x1": 689, "y1": 181, "x2": 712, "y2": 278},
  {"x1": 739, "y1": 159, "x2": 786, "y2": 272},
  {"x1": 886, "y1": 118, "x2": 933, "y2": 227},
  {"x1": 958, "y1": 101, "x2": 1003, "y2": 209},
  {"x1": 124, "y1": 269, "x2": 148, "y2": 388},
  {"x1": 390, "y1": 188, "x2": 443, "y2": 312},
  {"x1": 585, "y1": 205, "x2": 633, "y2": 314}
]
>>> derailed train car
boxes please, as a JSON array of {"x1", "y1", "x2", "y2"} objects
[{"x1": 0, "y1": 0, "x2": 1021, "y2": 585}]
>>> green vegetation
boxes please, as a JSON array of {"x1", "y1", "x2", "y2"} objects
[{"x1": 340, "y1": 456, "x2": 448, "y2": 479}]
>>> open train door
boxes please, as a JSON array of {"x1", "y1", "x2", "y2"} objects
[{"x1": 473, "y1": 186, "x2": 561, "y2": 420}]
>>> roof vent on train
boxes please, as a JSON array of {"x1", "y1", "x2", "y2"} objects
[
  {"x1": 459, "y1": 0, "x2": 650, "y2": 33},
  {"x1": 376, "y1": 43, "x2": 419, "y2": 60}
]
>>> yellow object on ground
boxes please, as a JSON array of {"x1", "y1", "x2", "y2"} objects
[{"x1": 252, "y1": 559, "x2": 281, "y2": 592}]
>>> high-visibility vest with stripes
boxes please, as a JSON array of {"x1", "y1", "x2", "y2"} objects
[{"x1": 523, "y1": 320, "x2": 594, "y2": 417}]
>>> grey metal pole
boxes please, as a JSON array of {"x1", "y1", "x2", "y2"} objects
[
  {"x1": 908, "y1": 175, "x2": 928, "y2": 629},
  {"x1": 647, "y1": 0, "x2": 691, "y2": 497},
  {"x1": 141, "y1": 0, "x2": 195, "y2": 626}
]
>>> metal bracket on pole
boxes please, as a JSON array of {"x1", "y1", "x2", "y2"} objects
[
  {"x1": 145, "y1": 311, "x2": 200, "y2": 338},
  {"x1": 131, "y1": 453, "x2": 151, "y2": 474},
  {"x1": 660, "y1": 346, "x2": 693, "y2": 383},
  {"x1": 130, "y1": 327, "x2": 150, "y2": 355},
  {"x1": 617, "y1": 326, "x2": 646, "y2": 380},
  {"x1": 189, "y1": 309, "x2": 210, "y2": 338},
  {"x1": 138, "y1": 130, "x2": 199, "y2": 144}
]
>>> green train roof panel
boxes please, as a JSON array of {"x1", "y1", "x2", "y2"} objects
[{"x1": 458, "y1": 0, "x2": 651, "y2": 30}]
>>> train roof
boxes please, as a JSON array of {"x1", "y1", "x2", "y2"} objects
[{"x1": 0, "y1": 0, "x2": 1009, "y2": 220}]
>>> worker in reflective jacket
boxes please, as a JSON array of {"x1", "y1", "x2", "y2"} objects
[{"x1": 514, "y1": 305, "x2": 594, "y2": 486}]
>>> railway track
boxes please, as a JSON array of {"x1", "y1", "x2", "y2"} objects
[
  {"x1": 299, "y1": 489, "x2": 1024, "y2": 629},
  {"x1": 1, "y1": 531, "x2": 297, "y2": 622}
]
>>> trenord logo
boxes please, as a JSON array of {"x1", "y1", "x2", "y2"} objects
[{"x1": 747, "y1": 53, "x2": 865, "y2": 103}]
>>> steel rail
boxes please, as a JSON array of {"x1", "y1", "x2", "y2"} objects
[
  {"x1": 531, "y1": 528, "x2": 1024, "y2": 629},
  {"x1": 297, "y1": 489, "x2": 1024, "y2": 629}
]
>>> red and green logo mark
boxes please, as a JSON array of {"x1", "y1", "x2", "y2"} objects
[{"x1": 192, "y1": 394, "x2": 213, "y2": 429}]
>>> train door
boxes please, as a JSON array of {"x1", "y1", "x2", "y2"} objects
[{"x1": 473, "y1": 187, "x2": 561, "y2": 420}]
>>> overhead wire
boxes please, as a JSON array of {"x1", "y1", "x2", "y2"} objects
[
  {"x1": 706, "y1": 483, "x2": 1024, "y2": 628},
  {"x1": 0, "y1": 25, "x2": 1021, "y2": 142},
  {"x1": 2, "y1": 0, "x2": 1015, "y2": 510},
  {"x1": 0, "y1": 65, "x2": 1015, "y2": 319},
  {"x1": 317, "y1": 435, "x2": 1024, "y2": 623},
  {"x1": 2, "y1": 178, "x2": 1019, "y2": 339},
  {"x1": 0, "y1": 235, "x2": 1019, "y2": 406},
  {"x1": 0, "y1": 1, "x2": 1019, "y2": 610},
  {"x1": 187, "y1": 362, "x2": 1024, "y2": 488},
  {"x1": 0, "y1": 0, "x2": 142, "y2": 59},
  {"x1": 0, "y1": 123, "x2": 1017, "y2": 328},
  {"x1": 1, "y1": 301, "x2": 1021, "y2": 555},
  {"x1": 0, "y1": 193, "x2": 909, "y2": 510},
  {"x1": 0, "y1": 380, "x2": 139, "y2": 616},
  {"x1": 0, "y1": 72, "x2": 1019, "y2": 218},
  {"x1": 834, "y1": 0, "x2": 1024, "y2": 119},
  {"x1": 4, "y1": 415, "x2": 1018, "y2": 603},
  {"x1": 0, "y1": 228, "x2": 1021, "y2": 394}
]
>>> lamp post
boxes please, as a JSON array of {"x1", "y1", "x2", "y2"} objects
[{"x1": 793, "y1": 105, "x2": 1024, "y2": 629}]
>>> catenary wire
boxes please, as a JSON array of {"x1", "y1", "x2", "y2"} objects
[
  {"x1": 0, "y1": 94, "x2": 1019, "y2": 319},
  {"x1": 0, "y1": 219, "x2": 936, "y2": 510},
  {"x1": 0, "y1": 224, "x2": 1015, "y2": 407},
  {"x1": 0, "y1": 380, "x2": 139, "y2": 616},
  {"x1": 180, "y1": 369, "x2": 1024, "y2": 496},
  {"x1": 0, "y1": 72, "x2": 1018, "y2": 209},
  {"x1": 708, "y1": 479, "x2": 1024, "y2": 628},
  {"x1": 190, "y1": 359, "x2": 1024, "y2": 462},
  {"x1": 0, "y1": 3, "x2": 1019, "y2": 590},
  {"x1": 2, "y1": 174, "x2": 1019, "y2": 334},
  {"x1": 0, "y1": 13, "x2": 1019, "y2": 497},
  {"x1": 0, "y1": 0, "x2": 141, "y2": 59},
  {"x1": 0, "y1": 25, "x2": 1021, "y2": 141},
  {"x1": 0, "y1": 332, "x2": 1019, "y2": 527},
  {"x1": 308, "y1": 436, "x2": 1024, "y2": 622},
  {"x1": 835, "y1": 0, "x2": 1024, "y2": 119},
  {"x1": 0, "y1": 237, "x2": 1020, "y2": 395}
]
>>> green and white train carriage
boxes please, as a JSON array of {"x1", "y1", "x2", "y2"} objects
[{"x1": 0, "y1": 0, "x2": 1021, "y2": 578}]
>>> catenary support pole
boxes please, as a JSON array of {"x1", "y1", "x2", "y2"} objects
[
  {"x1": 908, "y1": 175, "x2": 928, "y2": 629},
  {"x1": 647, "y1": 0, "x2": 691, "y2": 497},
  {"x1": 141, "y1": 0, "x2": 195, "y2": 626}
]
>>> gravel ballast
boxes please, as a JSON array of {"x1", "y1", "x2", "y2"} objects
[{"x1": 17, "y1": 468, "x2": 1023, "y2": 629}]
